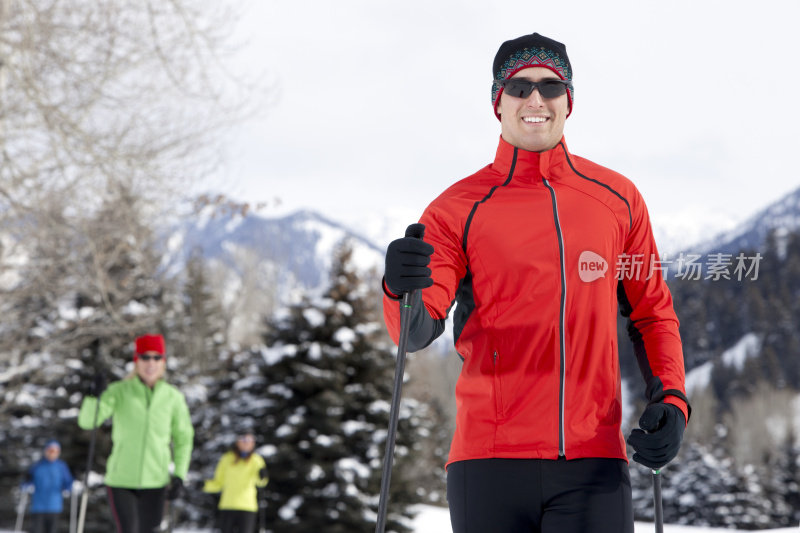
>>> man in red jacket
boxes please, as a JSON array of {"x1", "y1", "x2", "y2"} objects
[{"x1": 382, "y1": 32, "x2": 690, "y2": 532}]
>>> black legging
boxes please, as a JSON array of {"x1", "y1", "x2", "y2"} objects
[
  {"x1": 447, "y1": 457, "x2": 634, "y2": 533},
  {"x1": 30, "y1": 513, "x2": 60, "y2": 533},
  {"x1": 107, "y1": 486, "x2": 166, "y2": 533},
  {"x1": 217, "y1": 510, "x2": 257, "y2": 533}
]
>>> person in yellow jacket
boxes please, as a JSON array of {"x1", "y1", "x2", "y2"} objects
[
  {"x1": 203, "y1": 429, "x2": 268, "y2": 533},
  {"x1": 78, "y1": 334, "x2": 194, "y2": 533}
]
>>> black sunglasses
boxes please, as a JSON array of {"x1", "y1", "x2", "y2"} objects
[
  {"x1": 497, "y1": 78, "x2": 571, "y2": 99},
  {"x1": 139, "y1": 355, "x2": 164, "y2": 362}
]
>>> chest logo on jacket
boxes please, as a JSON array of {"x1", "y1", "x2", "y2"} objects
[{"x1": 578, "y1": 250, "x2": 608, "y2": 282}]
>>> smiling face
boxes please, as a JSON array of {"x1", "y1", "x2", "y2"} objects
[
  {"x1": 135, "y1": 351, "x2": 166, "y2": 387},
  {"x1": 497, "y1": 67, "x2": 569, "y2": 152}
]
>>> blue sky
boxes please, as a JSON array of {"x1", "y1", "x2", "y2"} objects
[{"x1": 215, "y1": 0, "x2": 800, "y2": 247}]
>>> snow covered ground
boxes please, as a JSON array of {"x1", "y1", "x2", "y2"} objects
[
  {"x1": 5, "y1": 505, "x2": 799, "y2": 532},
  {"x1": 409, "y1": 504, "x2": 800, "y2": 532}
]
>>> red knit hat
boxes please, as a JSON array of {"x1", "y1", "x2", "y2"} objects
[{"x1": 134, "y1": 334, "x2": 166, "y2": 360}]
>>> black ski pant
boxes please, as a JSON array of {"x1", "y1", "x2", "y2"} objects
[
  {"x1": 107, "y1": 486, "x2": 166, "y2": 533},
  {"x1": 447, "y1": 457, "x2": 634, "y2": 533},
  {"x1": 30, "y1": 512, "x2": 60, "y2": 533},
  {"x1": 217, "y1": 509, "x2": 257, "y2": 533}
]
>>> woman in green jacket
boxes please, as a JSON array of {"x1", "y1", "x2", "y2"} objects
[
  {"x1": 78, "y1": 334, "x2": 194, "y2": 533},
  {"x1": 203, "y1": 429, "x2": 268, "y2": 533}
]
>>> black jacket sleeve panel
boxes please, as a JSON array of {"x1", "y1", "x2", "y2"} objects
[{"x1": 404, "y1": 290, "x2": 446, "y2": 352}]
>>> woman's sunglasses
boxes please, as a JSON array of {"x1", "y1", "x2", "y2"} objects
[
  {"x1": 139, "y1": 355, "x2": 164, "y2": 362},
  {"x1": 497, "y1": 78, "x2": 571, "y2": 99}
]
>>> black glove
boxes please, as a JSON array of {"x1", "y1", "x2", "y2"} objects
[
  {"x1": 259, "y1": 466, "x2": 268, "y2": 480},
  {"x1": 627, "y1": 403, "x2": 685, "y2": 469},
  {"x1": 384, "y1": 224, "x2": 434, "y2": 296},
  {"x1": 88, "y1": 372, "x2": 107, "y2": 397},
  {"x1": 167, "y1": 476, "x2": 184, "y2": 501}
]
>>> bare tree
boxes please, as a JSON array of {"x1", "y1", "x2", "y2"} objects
[
  {"x1": 221, "y1": 245, "x2": 281, "y2": 345},
  {"x1": 0, "y1": 0, "x2": 256, "y2": 356},
  {"x1": 683, "y1": 384, "x2": 718, "y2": 445},
  {"x1": 0, "y1": 0, "x2": 251, "y2": 213},
  {"x1": 725, "y1": 381, "x2": 798, "y2": 467}
]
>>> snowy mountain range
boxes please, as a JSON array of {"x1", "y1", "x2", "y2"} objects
[
  {"x1": 688, "y1": 185, "x2": 800, "y2": 256},
  {"x1": 165, "y1": 208, "x2": 386, "y2": 298},
  {"x1": 684, "y1": 333, "x2": 762, "y2": 397}
]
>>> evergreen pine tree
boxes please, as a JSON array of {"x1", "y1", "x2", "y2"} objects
[
  {"x1": 763, "y1": 430, "x2": 800, "y2": 527},
  {"x1": 172, "y1": 246, "x2": 229, "y2": 374},
  {"x1": 631, "y1": 436, "x2": 781, "y2": 529},
  {"x1": 248, "y1": 240, "x2": 428, "y2": 532}
]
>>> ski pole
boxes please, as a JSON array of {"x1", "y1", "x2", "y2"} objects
[
  {"x1": 14, "y1": 487, "x2": 28, "y2": 532},
  {"x1": 652, "y1": 468, "x2": 664, "y2": 533},
  {"x1": 259, "y1": 488, "x2": 267, "y2": 533},
  {"x1": 77, "y1": 364, "x2": 103, "y2": 533},
  {"x1": 168, "y1": 498, "x2": 178, "y2": 533},
  {"x1": 70, "y1": 481, "x2": 78, "y2": 533},
  {"x1": 375, "y1": 223, "x2": 425, "y2": 533}
]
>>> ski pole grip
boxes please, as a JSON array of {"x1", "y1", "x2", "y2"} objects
[{"x1": 404, "y1": 223, "x2": 425, "y2": 240}]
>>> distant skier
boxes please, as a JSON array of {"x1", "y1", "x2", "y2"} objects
[
  {"x1": 22, "y1": 439, "x2": 74, "y2": 533},
  {"x1": 78, "y1": 333, "x2": 194, "y2": 533},
  {"x1": 203, "y1": 427, "x2": 269, "y2": 533}
]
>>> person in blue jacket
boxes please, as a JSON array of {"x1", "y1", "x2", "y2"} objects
[{"x1": 23, "y1": 439, "x2": 74, "y2": 533}]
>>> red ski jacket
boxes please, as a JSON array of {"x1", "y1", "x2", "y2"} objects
[{"x1": 383, "y1": 136, "x2": 688, "y2": 466}]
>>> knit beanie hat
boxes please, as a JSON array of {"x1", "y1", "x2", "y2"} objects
[
  {"x1": 492, "y1": 32, "x2": 574, "y2": 120},
  {"x1": 134, "y1": 334, "x2": 165, "y2": 360},
  {"x1": 44, "y1": 439, "x2": 60, "y2": 450}
]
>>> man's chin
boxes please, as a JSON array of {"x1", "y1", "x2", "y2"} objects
[{"x1": 520, "y1": 139, "x2": 557, "y2": 152}]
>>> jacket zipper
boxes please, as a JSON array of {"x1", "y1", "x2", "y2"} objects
[
  {"x1": 138, "y1": 383, "x2": 152, "y2": 488},
  {"x1": 493, "y1": 350, "x2": 504, "y2": 420},
  {"x1": 543, "y1": 177, "x2": 568, "y2": 457}
]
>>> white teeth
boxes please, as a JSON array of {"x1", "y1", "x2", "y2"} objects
[{"x1": 523, "y1": 116, "x2": 547, "y2": 123}]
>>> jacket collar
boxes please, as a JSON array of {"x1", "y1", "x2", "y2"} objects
[
  {"x1": 135, "y1": 375, "x2": 164, "y2": 392},
  {"x1": 491, "y1": 135, "x2": 570, "y2": 182}
]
